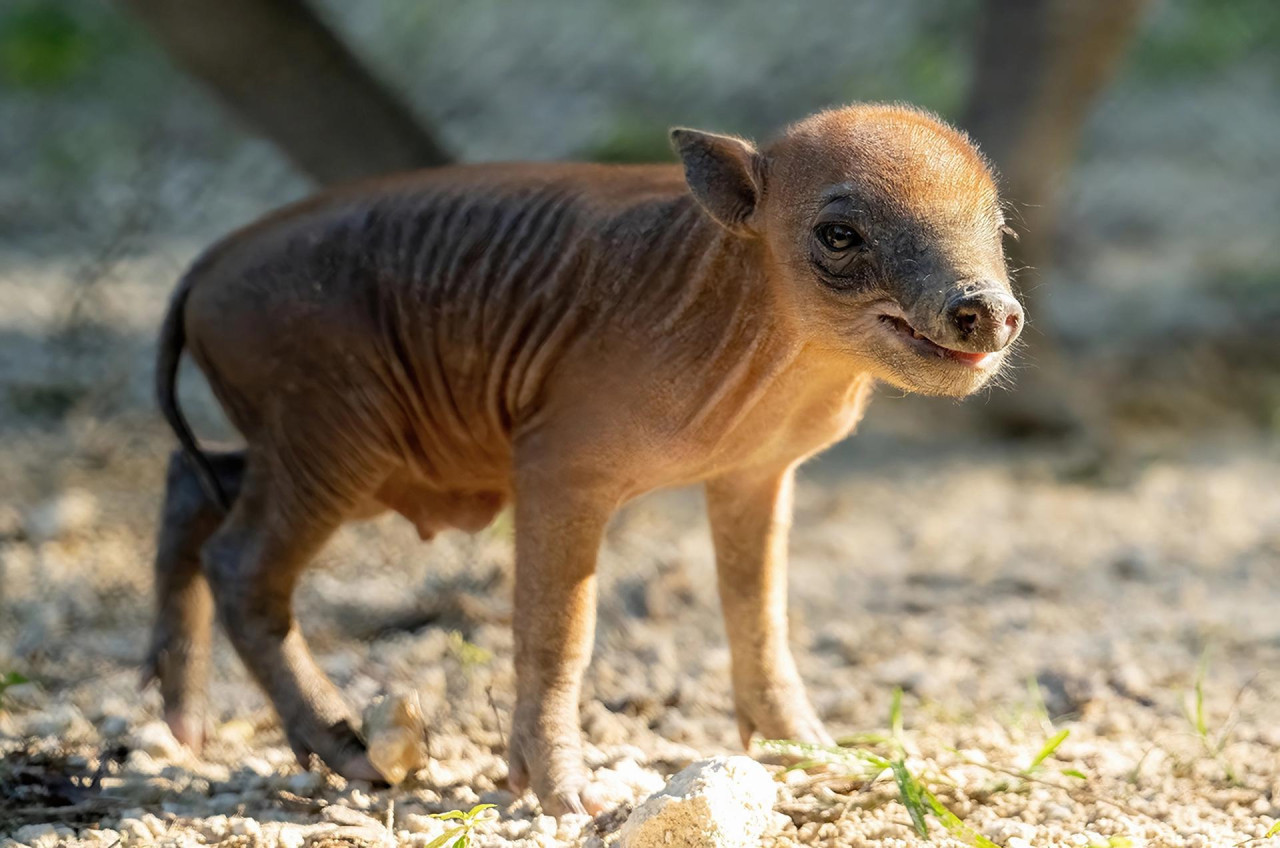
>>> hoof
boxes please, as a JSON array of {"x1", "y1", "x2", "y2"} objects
[
  {"x1": 164, "y1": 708, "x2": 205, "y2": 754},
  {"x1": 336, "y1": 752, "x2": 386, "y2": 784}
]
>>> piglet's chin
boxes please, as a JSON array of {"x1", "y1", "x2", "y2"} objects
[{"x1": 876, "y1": 355, "x2": 1005, "y2": 398}]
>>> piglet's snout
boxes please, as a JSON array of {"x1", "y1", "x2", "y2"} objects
[{"x1": 944, "y1": 288, "x2": 1023, "y2": 352}]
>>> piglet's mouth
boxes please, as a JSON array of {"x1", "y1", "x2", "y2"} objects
[{"x1": 878, "y1": 314, "x2": 993, "y2": 368}]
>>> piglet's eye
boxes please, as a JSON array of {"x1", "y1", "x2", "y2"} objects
[{"x1": 817, "y1": 223, "x2": 864, "y2": 252}]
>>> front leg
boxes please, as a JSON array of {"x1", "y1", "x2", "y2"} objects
[
  {"x1": 706, "y1": 465, "x2": 833, "y2": 749},
  {"x1": 506, "y1": 465, "x2": 614, "y2": 816}
]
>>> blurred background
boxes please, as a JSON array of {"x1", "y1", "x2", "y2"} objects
[
  {"x1": 3, "y1": 0, "x2": 1280, "y2": 462},
  {"x1": 2, "y1": 1, "x2": 1280, "y2": 844}
]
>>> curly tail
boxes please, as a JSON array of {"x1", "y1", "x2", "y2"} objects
[{"x1": 156, "y1": 272, "x2": 230, "y2": 512}]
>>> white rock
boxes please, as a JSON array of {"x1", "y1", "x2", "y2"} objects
[
  {"x1": 987, "y1": 820, "x2": 1036, "y2": 843},
  {"x1": 11, "y1": 825, "x2": 56, "y2": 848},
  {"x1": 531, "y1": 815, "x2": 558, "y2": 837},
  {"x1": 136, "y1": 814, "x2": 166, "y2": 838},
  {"x1": 1044, "y1": 802, "x2": 1074, "y2": 821},
  {"x1": 362, "y1": 692, "x2": 429, "y2": 784},
  {"x1": 82, "y1": 829, "x2": 122, "y2": 848},
  {"x1": 347, "y1": 787, "x2": 376, "y2": 809},
  {"x1": 198, "y1": 815, "x2": 229, "y2": 841},
  {"x1": 124, "y1": 750, "x2": 163, "y2": 776},
  {"x1": 612, "y1": 758, "x2": 666, "y2": 797},
  {"x1": 228, "y1": 816, "x2": 261, "y2": 837},
  {"x1": 24, "y1": 488, "x2": 98, "y2": 542},
  {"x1": 618, "y1": 756, "x2": 780, "y2": 848},
  {"x1": 117, "y1": 818, "x2": 152, "y2": 844},
  {"x1": 278, "y1": 824, "x2": 307, "y2": 848},
  {"x1": 322, "y1": 805, "x2": 381, "y2": 829},
  {"x1": 556, "y1": 813, "x2": 592, "y2": 842},
  {"x1": 287, "y1": 769, "x2": 323, "y2": 795},
  {"x1": 588, "y1": 761, "x2": 659, "y2": 809},
  {"x1": 242, "y1": 754, "x2": 274, "y2": 776},
  {"x1": 130, "y1": 720, "x2": 183, "y2": 759}
]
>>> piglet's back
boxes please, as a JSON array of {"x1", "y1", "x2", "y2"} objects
[{"x1": 177, "y1": 161, "x2": 703, "y2": 465}]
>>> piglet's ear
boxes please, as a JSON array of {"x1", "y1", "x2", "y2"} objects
[{"x1": 670, "y1": 128, "x2": 764, "y2": 235}]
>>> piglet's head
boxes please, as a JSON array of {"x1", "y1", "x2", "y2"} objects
[{"x1": 672, "y1": 103, "x2": 1023, "y2": 398}]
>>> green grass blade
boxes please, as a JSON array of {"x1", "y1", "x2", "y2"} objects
[
  {"x1": 890, "y1": 760, "x2": 930, "y2": 838},
  {"x1": 1266, "y1": 821, "x2": 1280, "y2": 838},
  {"x1": 760, "y1": 739, "x2": 890, "y2": 774},
  {"x1": 0, "y1": 671, "x2": 30, "y2": 709},
  {"x1": 0, "y1": 671, "x2": 30, "y2": 694},
  {"x1": 1195, "y1": 678, "x2": 1207, "y2": 739},
  {"x1": 464, "y1": 803, "x2": 497, "y2": 820},
  {"x1": 890, "y1": 686, "x2": 904, "y2": 746},
  {"x1": 1028, "y1": 729, "x2": 1070, "y2": 771},
  {"x1": 1026, "y1": 674, "x2": 1051, "y2": 727},
  {"x1": 429, "y1": 810, "x2": 467, "y2": 821},
  {"x1": 834, "y1": 731, "x2": 892, "y2": 746},
  {"x1": 783, "y1": 758, "x2": 823, "y2": 772},
  {"x1": 1061, "y1": 768, "x2": 1088, "y2": 780},
  {"x1": 921, "y1": 785, "x2": 999, "y2": 848},
  {"x1": 1193, "y1": 649, "x2": 1211, "y2": 740},
  {"x1": 421, "y1": 826, "x2": 464, "y2": 848}
]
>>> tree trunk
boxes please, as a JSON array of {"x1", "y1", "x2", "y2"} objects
[
  {"x1": 120, "y1": 0, "x2": 451, "y2": 185},
  {"x1": 960, "y1": 0, "x2": 1150, "y2": 439},
  {"x1": 964, "y1": 0, "x2": 1151, "y2": 305}
]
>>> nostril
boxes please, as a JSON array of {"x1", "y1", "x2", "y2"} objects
[
  {"x1": 952, "y1": 309, "x2": 979, "y2": 336},
  {"x1": 1005, "y1": 313, "x2": 1020, "y2": 329}
]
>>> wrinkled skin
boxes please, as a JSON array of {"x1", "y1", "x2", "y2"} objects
[{"x1": 146, "y1": 103, "x2": 1022, "y2": 815}]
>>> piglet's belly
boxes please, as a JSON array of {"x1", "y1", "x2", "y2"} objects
[{"x1": 370, "y1": 474, "x2": 508, "y2": 540}]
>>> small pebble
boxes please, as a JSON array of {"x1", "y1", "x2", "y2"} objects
[
  {"x1": 12, "y1": 824, "x2": 56, "y2": 848},
  {"x1": 117, "y1": 818, "x2": 152, "y2": 844},
  {"x1": 228, "y1": 816, "x2": 261, "y2": 837},
  {"x1": 288, "y1": 770, "x2": 322, "y2": 795},
  {"x1": 278, "y1": 824, "x2": 306, "y2": 848},
  {"x1": 531, "y1": 815, "x2": 558, "y2": 837},
  {"x1": 130, "y1": 720, "x2": 183, "y2": 759},
  {"x1": 322, "y1": 805, "x2": 381, "y2": 828}
]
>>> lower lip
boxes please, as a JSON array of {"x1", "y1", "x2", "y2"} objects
[
  {"x1": 947, "y1": 350, "x2": 991, "y2": 367},
  {"x1": 880, "y1": 315, "x2": 995, "y2": 368}
]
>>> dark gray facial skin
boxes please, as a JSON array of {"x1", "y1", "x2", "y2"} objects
[{"x1": 814, "y1": 191, "x2": 1022, "y2": 348}]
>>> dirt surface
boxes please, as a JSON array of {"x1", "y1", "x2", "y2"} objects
[
  {"x1": 4, "y1": 2, "x2": 1280, "y2": 843},
  {"x1": 3, "y1": 270, "x2": 1280, "y2": 847}
]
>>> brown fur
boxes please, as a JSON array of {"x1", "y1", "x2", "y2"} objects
[{"x1": 146, "y1": 103, "x2": 1023, "y2": 814}]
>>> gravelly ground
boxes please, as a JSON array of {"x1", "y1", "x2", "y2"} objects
[
  {"x1": 4, "y1": 1, "x2": 1280, "y2": 842},
  {"x1": 3, "y1": 407, "x2": 1280, "y2": 846},
  {"x1": 3, "y1": 260, "x2": 1280, "y2": 847}
]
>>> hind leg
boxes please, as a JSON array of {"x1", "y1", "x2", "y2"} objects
[
  {"x1": 145, "y1": 449, "x2": 246, "y2": 751},
  {"x1": 201, "y1": 451, "x2": 382, "y2": 781}
]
